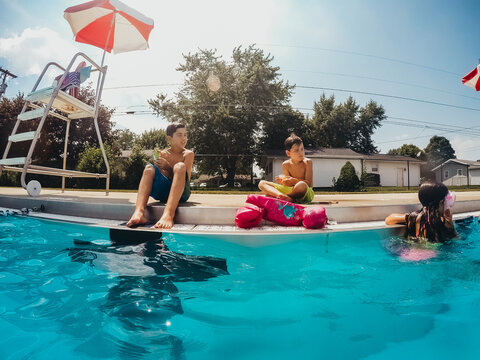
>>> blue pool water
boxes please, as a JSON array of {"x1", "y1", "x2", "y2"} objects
[{"x1": 1, "y1": 215, "x2": 480, "y2": 360}]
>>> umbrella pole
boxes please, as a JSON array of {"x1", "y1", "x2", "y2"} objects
[
  {"x1": 96, "y1": 12, "x2": 115, "y2": 102},
  {"x1": 100, "y1": 12, "x2": 116, "y2": 67},
  {"x1": 101, "y1": 50, "x2": 107, "y2": 68}
]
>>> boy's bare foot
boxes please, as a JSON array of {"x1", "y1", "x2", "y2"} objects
[
  {"x1": 277, "y1": 194, "x2": 294, "y2": 202},
  {"x1": 154, "y1": 212, "x2": 174, "y2": 229},
  {"x1": 126, "y1": 210, "x2": 149, "y2": 227}
]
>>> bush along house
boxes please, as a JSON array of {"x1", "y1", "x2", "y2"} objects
[{"x1": 263, "y1": 148, "x2": 423, "y2": 188}]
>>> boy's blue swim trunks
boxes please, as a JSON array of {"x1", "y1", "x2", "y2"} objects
[{"x1": 150, "y1": 165, "x2": 191, "y2": 203}]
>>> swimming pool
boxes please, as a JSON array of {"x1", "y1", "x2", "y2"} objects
[{"x1": 1, "y1": 215, "x2": 479, "y2": 359}]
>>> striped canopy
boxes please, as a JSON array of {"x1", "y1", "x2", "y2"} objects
[
  {"x1": 64, "y1": 0, "x2": 154, "y2": 54},
  {"x1": 462, "y1": 64, "x2": 480, "y2": 91}
]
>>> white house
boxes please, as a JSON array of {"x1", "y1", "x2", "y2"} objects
[
  {"x1": 264, "y1": 148, "x2": 423, "y2": 187},
  {"x1": 432, "y1": 158, "x2": 480, "y2": 186}
]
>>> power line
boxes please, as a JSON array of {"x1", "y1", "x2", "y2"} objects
[
  {"x1": 296, "y1": 85, "x2": 480, "y2": 112},
  {"x1": 104, "y1": 83, "x2": 182, "y2": 90},
  {"x1": 376, "y1": 125, "x2": 474, "y2": 145},
  {"x1": 387, "y1": 116, "x2": 480, "y2": 135},
  {"x1": 110, "y1": 105, "x2": 480, "y2": 143},
  {"x1": 282, "y1": 69, "x2": 480, "y2": 102},
  {"x1": 105, "y1": 82, "x2": 480, "y2": 113},
  {"x1": 383, "y1": 120, "x2": 480, "y2": 137},
  {"x1": 259, "y1": 43, "x2": 461, "y2": 77}
]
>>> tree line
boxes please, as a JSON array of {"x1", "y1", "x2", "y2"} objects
[{"x1": 0, "y1": 45, "x2": 457, "y2": 189}]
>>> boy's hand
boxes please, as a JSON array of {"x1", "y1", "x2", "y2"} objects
[
  {"x1": 281, "y1": 176, "x2": 298, "y2": 187},
  {"x1": 154, "y1": 157, "x2": 171, "y2": 169},
  {"x1": 154, "y1": 157, "x2": 173, "y2": 179},
  {"x1": 275, "y1": 175, "x2": 285, "y2": 184}
]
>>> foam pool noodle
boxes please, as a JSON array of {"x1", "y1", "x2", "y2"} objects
[
  {"x1": 246, "y1": 195, "x2": 304, "y2": 226},
  {"x1": 302, "y1": 206, "x2": 328, "y2": 229},
  {"x1": 235, "y1": 204, "x2": 264, "y2": 228}
]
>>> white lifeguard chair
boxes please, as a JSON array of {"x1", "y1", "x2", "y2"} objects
[{"x1": 0, "y1": 52, "x2": 110, "y2": 196}]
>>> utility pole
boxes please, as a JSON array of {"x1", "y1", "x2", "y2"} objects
[{"x1": 0, "y1": 67, "x2": 17, "y2": 98}]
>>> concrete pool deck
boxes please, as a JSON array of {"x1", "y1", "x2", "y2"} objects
[{"x1": 1, "y1": 187, "x2": 480, "y2": 228}]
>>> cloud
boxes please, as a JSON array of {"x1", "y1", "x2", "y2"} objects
[
  {"x1": 450, "y1": 135, "x2": 480, "y2": 160},
  {"x1": 0, "y1": 27, "x2": 77, "y2": 76},
  {"x1": 1, "y1": 0, "x2": 285, "y2": 133},
  {"x1": 112, "y1": 113, "x2": 168, "y2": 134}
]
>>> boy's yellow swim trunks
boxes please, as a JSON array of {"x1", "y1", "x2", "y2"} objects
[{"x1": 272, "y1": 183, "x2": 315, "y2": 204}]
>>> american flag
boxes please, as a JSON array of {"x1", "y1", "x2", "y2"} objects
[{"x1": 60, "y1": 71, "x2": 81, "y2": 91}]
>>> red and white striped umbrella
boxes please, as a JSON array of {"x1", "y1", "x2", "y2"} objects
[
  {"x1": 462, "y1": 64, "x2": 480, "y2": 91},
  {"x1": 64, "y1": 0, "x2": 154, "y2": 55}
]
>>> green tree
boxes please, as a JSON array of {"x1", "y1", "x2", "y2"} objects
[
  {"x1": 256, "y1": 108, "x2": 307, "y2": 169},
  {"x1": 135, "y1": 129, "x2": 167, "y2": 149},
  {"x1": 257, "y1": 108, "x2": 307, "y2": 151},
  {"x1": 307, "y1": 94, "x2": 385, "y2": 154},
  {"x1": 334, "y1": 161, "x2": 361, "y2": 191},
  {"x1": 115, "y1": 129, "x2": 138, "y2": 150},
  {"x1": 424, "y1": 136, "x2": 455, "y2": 169},
  {"x1": 148, "y1": 45, "x2": 294, "y2": 185},
  {"x1": 388, "y1": 144, "x2": 422, "y2": 158},
  {"x1": 122, "y1": 144, "x2": 149, "y2": 189},
  {"x1": 0, "y1": 93, "x2": 25, "y2": 156},
  {"x1": 0, "y1": 87, "x2": 115, "y2": 171},
  {"x1": 74, "y1": 144, "x2": 120, "y2": 189}
]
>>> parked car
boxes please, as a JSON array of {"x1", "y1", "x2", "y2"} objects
[{"x1": 219, "y1": 182, "x2": 241, "y2": 188}]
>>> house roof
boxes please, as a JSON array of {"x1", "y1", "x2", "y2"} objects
[
  {"x1": 266, "y1": 148, "x2": 423, "y2": 162},
  {"x1": 120, "y1": 148, "x2": 422, "y2": 163},
  {"x1": 363, "y1": 153, "x2": 423, "y2": 163},
  {"x1": 266, "y1": 147, "x2": 363, "y2": 158},
  {"x1": 120, "y1": 149, "x2": 153, "y2": 158},
  {"x1": 431, "y1": 158, "x2": 480, "y2": 171}
]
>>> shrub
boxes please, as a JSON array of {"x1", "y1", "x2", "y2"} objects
[
  {"x1": 334, "y1": 161, "x2": 361, "y2": 191},
  {"x1": 361, "y1": 172, "x2": 380, "y2": 187},
  {"x1": 74, "y1": 144, "x2": 117, "y2": 189},
  {"x1": 122, "y1": 144, "x2": 149, "y2": 189},
  {"x1": 0, "y1": 171, "x2": 20, "y2": 186}
]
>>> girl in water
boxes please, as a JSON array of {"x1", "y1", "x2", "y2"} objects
[{"x1": 386, "y1": 181, "x2": 457, "y2": 243}]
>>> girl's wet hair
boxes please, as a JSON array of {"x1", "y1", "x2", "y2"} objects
[
  {"x1": 406, "y1": 181, "x2": 456, "y2": 243},
  {"x1": 418, "y1": 181, "x2": 448, "y2": 207}
]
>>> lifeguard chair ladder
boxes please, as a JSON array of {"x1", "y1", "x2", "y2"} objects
[{"x1": 0, "y1": 52, "x2": 110, "y2": 196}]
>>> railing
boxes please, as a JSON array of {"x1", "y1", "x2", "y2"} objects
[{"x1": 189, "y1": 154, "x2": 260, "y2": 190}]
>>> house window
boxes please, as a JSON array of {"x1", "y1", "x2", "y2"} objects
[
  {"x1": 457, "y1": 169, "x2": 463, "y2": 176},
  {"x1": 371, "y1": 163, "x2": 378, "y2": 172},
  {"x1": 444, "y1": 170, "x2": 449, "y2": 178}
]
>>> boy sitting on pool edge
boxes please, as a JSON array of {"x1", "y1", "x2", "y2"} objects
[
  {"x1": 258, "y1": 133, "x2": 314, "y2": 203},
  {"x1": 127, "y1": 123, "x2": 194, "y2": 229}
]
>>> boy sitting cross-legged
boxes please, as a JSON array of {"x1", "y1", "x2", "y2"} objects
[
  {"x1": 127, "y1": 123, "x2": 194, "y2": 229},
  {"x1": 258, "y1": 133, "x2": 314, "y2": 203}
]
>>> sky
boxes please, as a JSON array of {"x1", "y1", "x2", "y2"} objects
[{"x1": 1, "y1": 0, "x2": 480, "y2": 159}]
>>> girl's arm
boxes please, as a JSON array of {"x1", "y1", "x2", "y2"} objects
[
  {"x1": 385, "y1": 213, "x2": 407, "y2": 225},
  {"x1": 443, "y1": 208, "x2": 454, "y2": 229}
]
